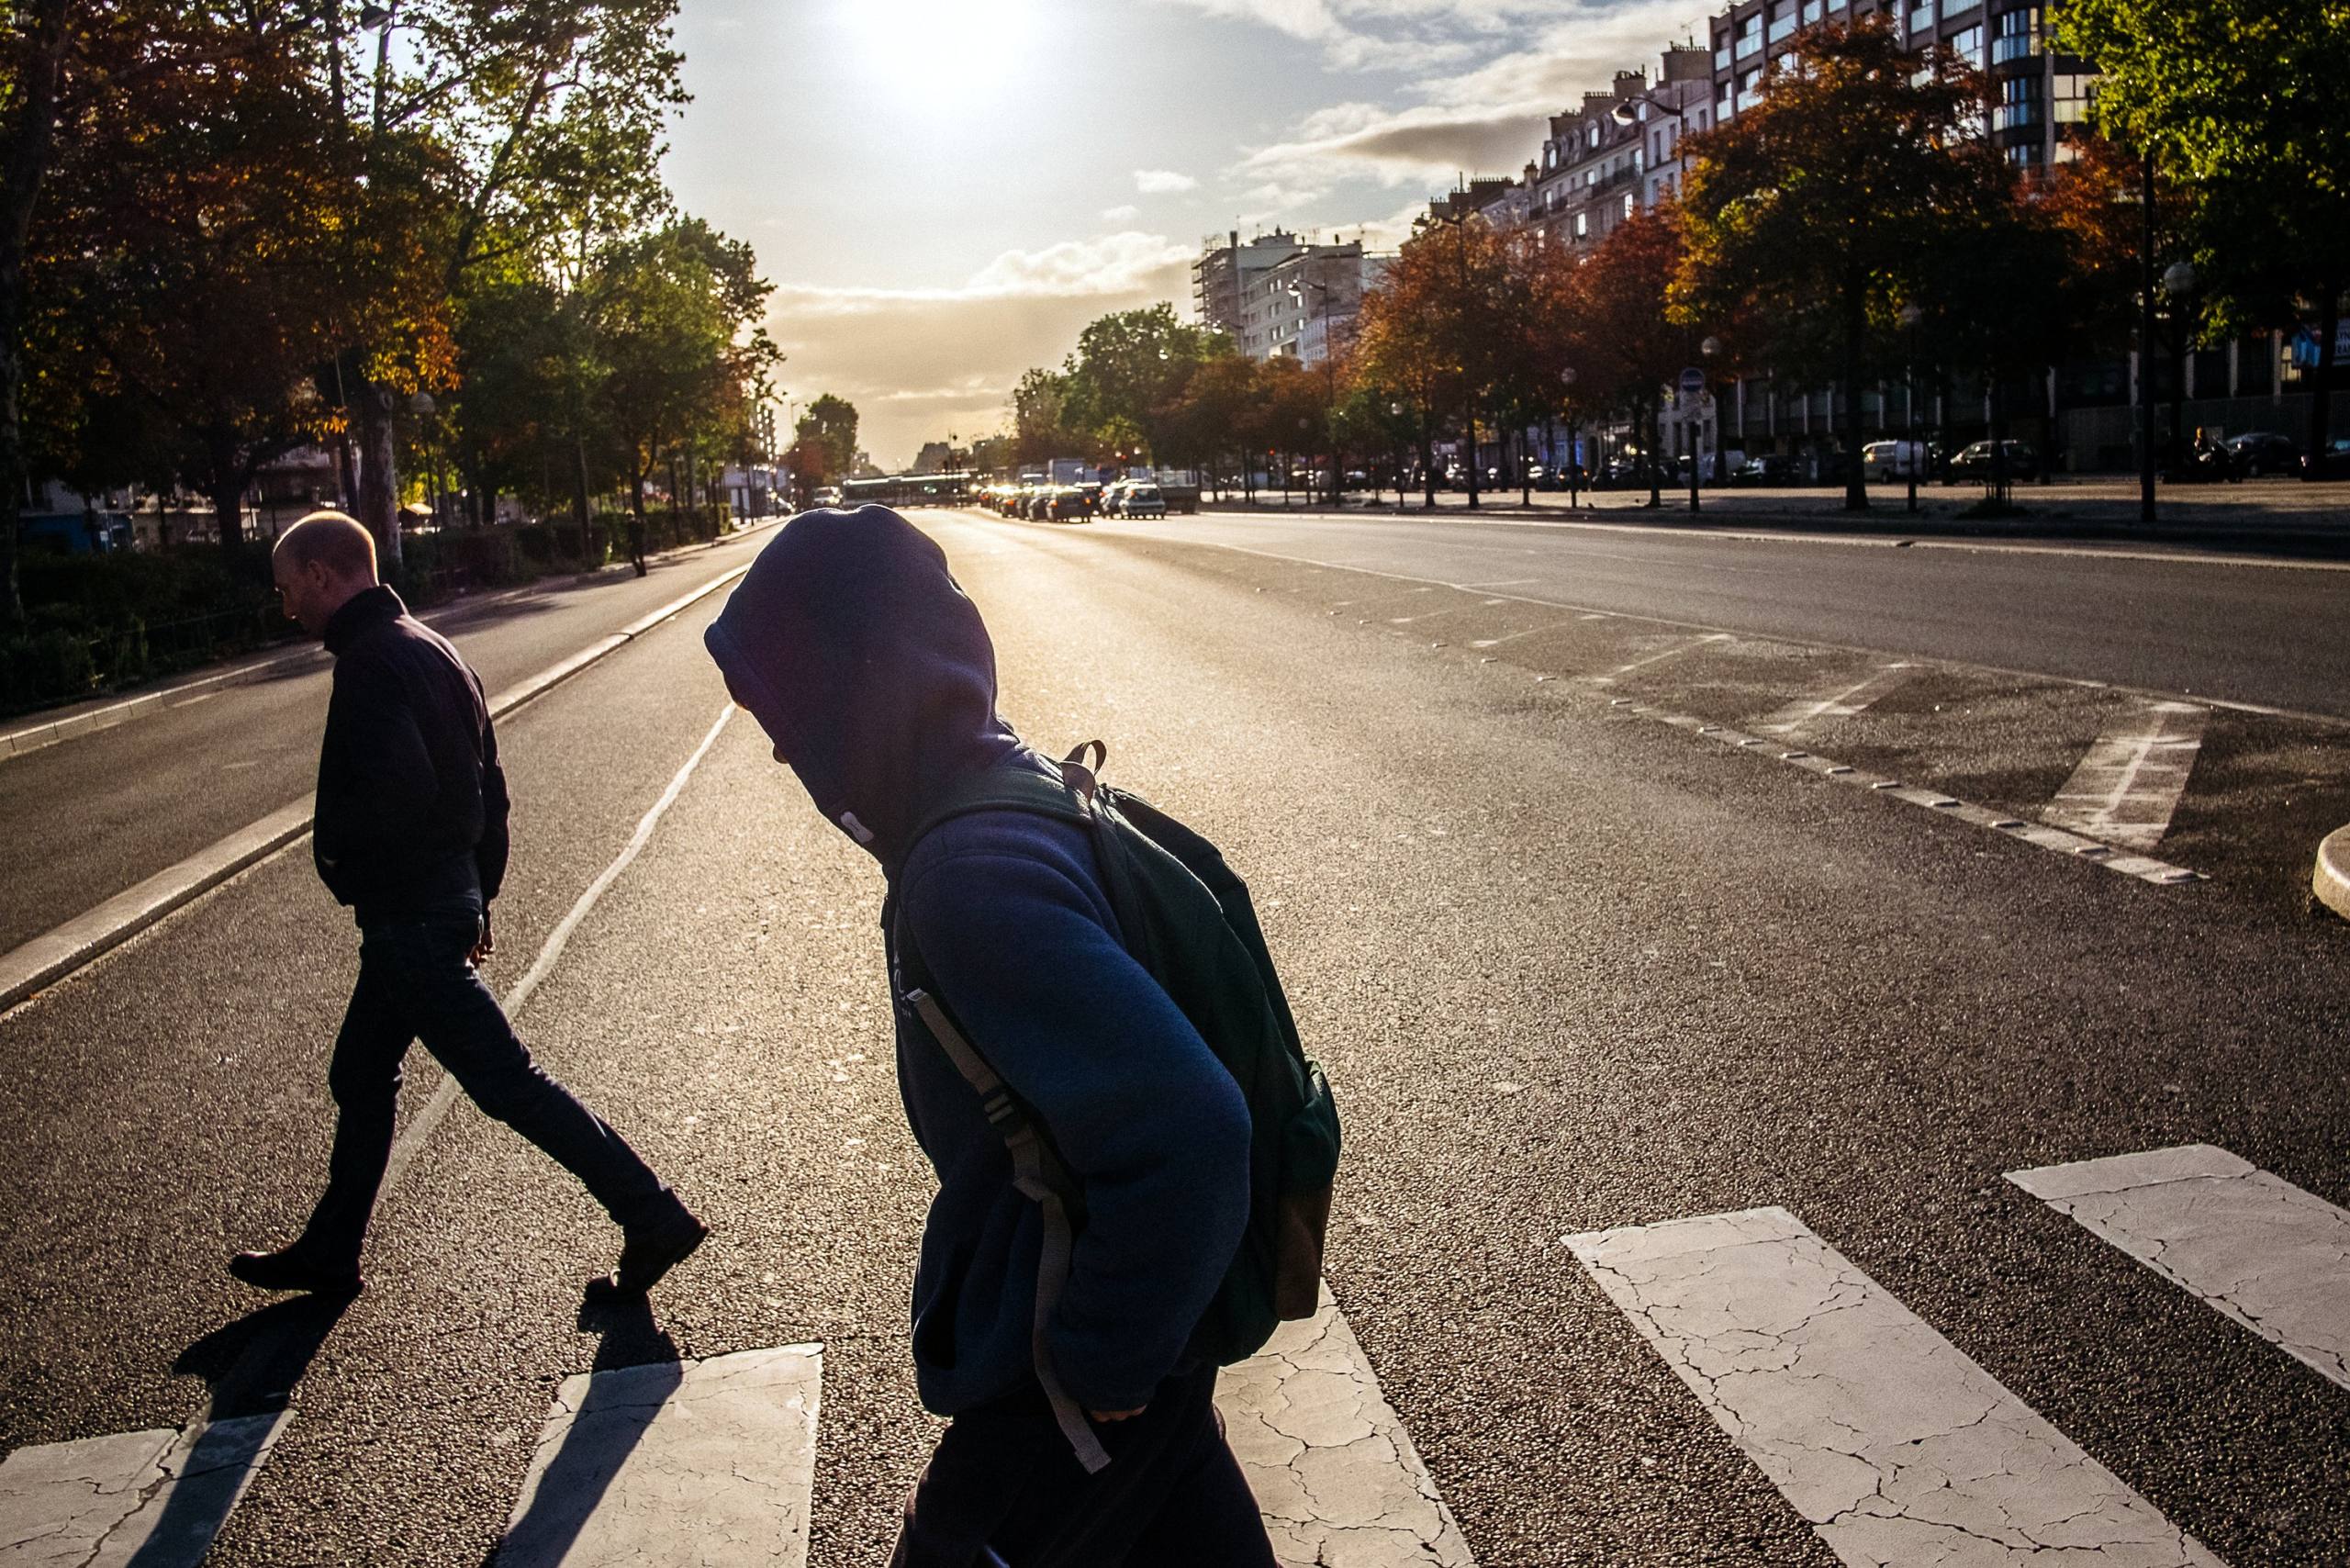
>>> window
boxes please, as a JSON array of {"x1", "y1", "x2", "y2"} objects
[
  {"x1": 1738, "y1": 67, "x2": 1762, "y2": 107},
  {"x1": 1736, "y1": 13, "x2": 1762, "y2": 57},
  {"x1": 1768, "y1": 3, "x2": 1796, "y2": 43},
  {"x1": 1995, "y1": 73, "x2": 2042, "y2": 129},
  {"x1": 1574, "y1": 212, "x2": 1588, "y2": 238},
  {"x1": 2053, "y1": 73, "x2": 2094, "y2": 123},
  {"x1": 1945, "y1": 23, "x2": 1983, "y2": 65},
  {"x1": 1991, "y1": 6, "x2": 2040, "y2": 64},
  {"x1": 1624, "y1": 194, "x2": 1637, "y2": 219},
  {"x1": 1803, "y1": 0, "x2": 1824, "y2": 20},
  {"x1": 1588, "y1": 122, "x2": 1602, "y2": 149},
  {"x1": 1908, "y1": 3, "x2": 1933, "y2": 36}
]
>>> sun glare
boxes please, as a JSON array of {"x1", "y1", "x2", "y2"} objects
[{"x1": 838, "y1": 0, "x2": 1029, "y2": 98}]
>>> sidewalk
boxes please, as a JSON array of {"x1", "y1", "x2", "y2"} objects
[{"x1": 1202, "y1": 476, "x2": 2350, "y2": 558}]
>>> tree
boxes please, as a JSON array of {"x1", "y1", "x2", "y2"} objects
[
  {"x1": 1058, "y1": 304, "x2": 1226, "y2": 466},
  {"x1": 1010, "y1": 368, "x2": 1083, "y2": 464},
  {"x1": 795, "y1": 393, "x2": 859, "y2": 481},
  {"x1": 1355, "y1": 230, "x2": 1486, "y2": 508},
  {"x1": 1674, "y1": 18, "x2": 1984, "y2": 510},
  {"x1": 2056, "y1": 1, "x2": 2350, "y2": 476}
]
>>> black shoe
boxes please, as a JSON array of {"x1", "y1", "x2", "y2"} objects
[
  {"x1": 607, "y1": 1210, "x2": 709, "y2": 1296},
  {"x1": 229, "y1": 1248, "x2": 363, "y2": 1296}
]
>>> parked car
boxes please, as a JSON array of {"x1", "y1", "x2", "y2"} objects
[
  {"x1": 1945, "y1": 440, "x2": 2039, "y2": 483},
  {"x1": 812, "y1": 486, "x2": 843, "y2": 508},
  {"x1": 1043, "y1": 487, "x2": 1093, "y2": 522},
  {"x1": 1862, "y1": 440, "x2": 1928, "y2": 482},
  {"x1": 1120, "y1": 484, "x2": 1168, "y2": 518},
  {"x1": 2226, "y1": 431, "x2": 2300, "y2": 477},
  {"x1": 2301, "y1": 437, "x2": 2350, "y2": 480},
  {"x1": 1731, "y1": 454, "x2": 1798, "y2": 487}
]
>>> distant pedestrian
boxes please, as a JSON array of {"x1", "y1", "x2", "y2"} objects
[
  {"x1": 706, "y1": 505, "x2": 1337, "y2": 1567},
  {"x1": 627, "y1": 513, "x2": 648, "y2": 577},
  {"x1": 232, "y1": 510, "x2": 705, "y2": 1299}
]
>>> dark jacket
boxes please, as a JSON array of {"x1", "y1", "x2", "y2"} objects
[
  {"x1": 703, "y1": 506, "x2": 1251, "y2": 1417},
  {"x1": 314, "y1": 585, "x2": 510, "y2": 922}
]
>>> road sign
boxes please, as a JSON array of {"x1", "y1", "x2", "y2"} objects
[{"x1": 1679, "y1": 366, "x2": 1707, "y2": 395}]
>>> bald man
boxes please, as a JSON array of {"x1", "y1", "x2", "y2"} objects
[{"x1": 234, "y1": 511, "x2": 706, "y2": 1298}]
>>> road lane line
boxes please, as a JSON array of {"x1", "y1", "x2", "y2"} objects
[
  {"x1": 2009, "y1": 1146, "x2": 2350, "y2": 1390},
  {"x1": 497, "y1": 1346, "x2": 821, "y2": 1568},
  {"x1": 1568, "y1": 1207, "x2": 2225, "y2": 1568},
  {"x1": 0, "y1": 1412, "x2": 288, "y2": 1568},
  {"x1": 1222, "y1": 1286, "x2": 1476, "y2": 1568},
  {"x1": 1751, "y1": 663, "x2": 1918, "y2": 738},
  {"x1": 1589, "y1": 633, "x2": 1732, "y2": 684},
  {"x1": 377, "y1": 703, "x2": 734, "y2": 1201},
  {"x1": 0, "y1": 566, "x2": 753, "y2": 1014},
  {"x1": 2042, "y1": 702, "x2": 2208, "y2": 852}
]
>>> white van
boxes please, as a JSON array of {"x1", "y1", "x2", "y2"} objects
[{"x1": 1862, "y1": 441, "x2": 1926, "y2": 481}]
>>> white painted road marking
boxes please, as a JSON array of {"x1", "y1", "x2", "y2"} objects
[
  {"x1": 1221, "y1": 1287, "x2": 1475, "y2": 1568},
  {"x1": 1591, "y1": 633, "x2": 1733, "y2": 683},
  {"x1": 2009, "y1": 1146, "x2": 2350, "y2": 1390},
  {"x1": 2042, "y1": 701, "x2": 2209, "y2": 851},
  {"x1": 1569, "y1": 1207, "x2": 2224, "y2": 1567},
  {"x1": 0, "y1": 1413, "x2": 287, "y2": 1568},
  {"x1": 498, "y1": 1346, "x2": 822, "y2": 1568},
  {"x1": 1752, "y1": 663, "x2": 1917, "y2": 738}
]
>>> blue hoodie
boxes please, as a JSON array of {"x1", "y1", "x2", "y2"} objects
[{"x1": 703, "y1": 506, "x2": 1252, "y2": 1416}]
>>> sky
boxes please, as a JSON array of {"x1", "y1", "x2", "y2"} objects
[{"x1": 663, "y1": 0, "x2": 1719, "y2": 470}]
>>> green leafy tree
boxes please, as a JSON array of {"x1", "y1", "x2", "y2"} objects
[
  {"x1": 794, "y1": 393, "x2": 859, "y2": 481},
  {"x1": 1674, "y1": 17, "x2": 1983, "y2": 510},
  {"x1": 2056, "y1": 1, "x2": 2350, "y2": 474},
  {"x1": 1058, "y1": 304, "x2": 1227, "y2": 465}
]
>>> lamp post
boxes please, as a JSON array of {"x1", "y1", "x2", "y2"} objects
[
  {"x1": 1897, "y1": 305, "x2": 1922, "y2": 514},
  {"x1": 2162, "y1": 260, "x2": 2197, "y2": 481},
  {"x1": 1701, "y1": 336, "x2": 1727, "y2": 488},
  {"x1": 2138, "y1": 151, "x2": 2158, "y2": 523},
  {"x1": 1388, "y1": 400, "x2": 1407, "y2": 514},
  {"x1": 1561, "y1": 367, "x2": 1582, "y2": 510}
]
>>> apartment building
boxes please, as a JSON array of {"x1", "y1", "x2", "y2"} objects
[{"x1": 1192, "y1": 230, "x2": 1382, "y2": 361}]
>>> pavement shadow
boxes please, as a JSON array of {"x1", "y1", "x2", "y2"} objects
[
  {"x1": 117, "y1": 1294, "x2": 356, "y2": 1568},
  {"x1": 487, "y1": 1289, "x2": 684, "y2": 1567}
]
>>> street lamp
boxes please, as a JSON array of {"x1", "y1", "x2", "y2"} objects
[
  {"x1": 1897, "y1": 305, "x2": 1923, "y2": 514},
  {"x1": 1560, "y1": 367, "x2": 1583, "y2": 510},
  {"x1": 1388, "y1": 399, "x2": 1407, "y2": 513},
  {"x1": 2162, "y1": 260, "x2": 2198, "y2": 480}
]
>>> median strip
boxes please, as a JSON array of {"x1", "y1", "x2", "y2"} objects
[{"x1": 0, "y1": 563, "x2": 752, "y2": 1014}]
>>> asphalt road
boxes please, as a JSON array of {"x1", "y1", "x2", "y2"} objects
[
  {"x1": 0, "y1": 529, "x2": 773, "y2": 956},
  {"x1": 1119, "y1": 510, "x2": 2350, "y2": 720},
  {"x1": 0, "y1": 505, "x2": 2344, "y2": 1565}
]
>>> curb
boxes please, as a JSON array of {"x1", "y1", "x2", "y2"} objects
[
  {"x1": 0, "y1": 517, "x2": 788, "y2": 765},
  {"x1": 2317, "y1": 826, "x2": 2350, "y2": 922},
  {"x1": 0, "y1": 559, "x2": 755, "y2": 1014}
]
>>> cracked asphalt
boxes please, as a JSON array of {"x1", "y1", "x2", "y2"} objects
[{"x1": 1, "y1": 505, "x2": 2344, "y2": 1565}]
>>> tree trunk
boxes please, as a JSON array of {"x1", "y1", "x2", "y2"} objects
[
  {"x1": 1841, "y1": 309, "x2": 1868, "y2": 512},
  {"x1": 0, "y1": 0, "x2": 72, "y2": 633},
  {"x1": 572, "y1": 431, "x2": 596, "y2": 563},
  {"x1": 207, "y1": 429, "x2": 249, "y2": 555},
  {"x1": 1519, "y1": 423, "x2": 1532, "y2": 508},
  {"x1": 2306, "y1": 285, "x2": 2341, "y2": 480},
  {"x1": 1988, "y1": 375, "x2": 2012, "y2": 510},
  {"x1": 355, "y1": 385, "x2": 400, "y2": 565}
]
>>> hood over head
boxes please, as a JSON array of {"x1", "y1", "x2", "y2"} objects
[{"x1": 704, "y1": 506, "x2": 1024, "y2": 868}]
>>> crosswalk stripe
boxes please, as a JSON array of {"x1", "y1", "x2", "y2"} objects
[
  {"x1": 0, "y1": 1413, "x2": 288, "y2": 1568},
  {"x1": 497, "y1": 1345, "x2": 822, "y2": 1568},
  {"x1": 1221, "y1": 1287, "x2": 1476, "y2": 1567},
  {"x1": 1568, "y1": 1207, "x2": 2225, "y2": 1567},
  {"x1": 2009, "y1": 1145, "x2": 2350, "y2": 1391},
  {"x1": 1751, "y1": 662, "x2": 1918, "y2": 738},
  {"x1": 2042, "y1": 701, "x2": 2208, "y2": 851}
]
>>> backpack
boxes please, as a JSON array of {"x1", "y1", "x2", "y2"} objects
[{"x1": 889, "y1": 743, "x2": 1343, "y2": 1473}]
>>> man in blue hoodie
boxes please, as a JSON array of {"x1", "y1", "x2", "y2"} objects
[{"x1": 703, "y1": 506, "x2": 1276, "y2": 1566}]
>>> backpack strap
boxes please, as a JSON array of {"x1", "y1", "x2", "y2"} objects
[{"x1": 901, "y1": 984, "x2": 1114, "y2": 1476}]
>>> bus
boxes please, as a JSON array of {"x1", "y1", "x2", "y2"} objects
[{"x1": 838, "y1": 474, "x2": 973, "y2": 508}]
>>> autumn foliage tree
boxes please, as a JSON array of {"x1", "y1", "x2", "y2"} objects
[
  {"x1": 1564, "y1": 209, "x2": 1701, "y2": 507},
  {"x1": 1674, "y1": 17, "x2": 1986, "y2": 510}
]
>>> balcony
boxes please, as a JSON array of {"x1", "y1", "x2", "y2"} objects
[{"x1": 1990, "y1": 29, "x2": 2040, "y2": 64}]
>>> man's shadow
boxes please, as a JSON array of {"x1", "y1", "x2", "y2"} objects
[
  {"x1": 122, "y1": 1293, "x2": 357, "y2": 1568},
  {"x1": 487, "y1": 1286, "x2": 685, "y2": 1567}
]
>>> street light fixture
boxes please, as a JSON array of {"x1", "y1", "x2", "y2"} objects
[
  {"x1": 1700, "y1": 336, "x2": 1727, "y2": 489},
  {"x1": 2162, "y1": 260, "x2": 2199, "y2": 481},
  {"x1": 1560, "y1": 366, "x2": 1582, "y2": 510}
]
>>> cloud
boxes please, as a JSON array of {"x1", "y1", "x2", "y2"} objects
[
  {"x1": 768, "y1": 233, "x2": 1196, "y2": 470},
  {"x1": 1102, "y1": 203, "x2": 1141, "y2": 220},
  {"x1": 1134, "y1": 168, "x2": 1201, "y2": 194}
]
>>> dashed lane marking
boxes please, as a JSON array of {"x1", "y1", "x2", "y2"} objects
[
  {"x1": 1569, "y1": 1207, "x2": 2226, "y2": 1568},
  {"x1": 2042, "y1": 702, "x2": 2209, "y2": 852},
  {"x1": 1608, "y1": 703, "x2": 2207, "y2": 886},
  {"x1": 1751, "y1": 663, "x2": 1919, "y2": 739},
  {"x1": 1222, "y1": 1286, "x2": 1476, "y2": 1568},
  {"x1": 0, "y1": 1413, "x2": 288, "y2": 1568},
  {"x1": 2009, "y1": 1146, "x2": 2350, "y2": 1392},
  {"x1": 1591, "y1": 633, "x2": 1733, "y2": 684},
  {"x1": 497, "y1": 1347, "x2": 822, "y2": 1568}
]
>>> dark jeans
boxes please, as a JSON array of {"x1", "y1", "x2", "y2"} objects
[
  {"x1": 890, "y1": 1363, "x2": 1277, "y2": 1568},
  {"x1": 297, "y1": 911, "x2": 674, "y2": 1270}
]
